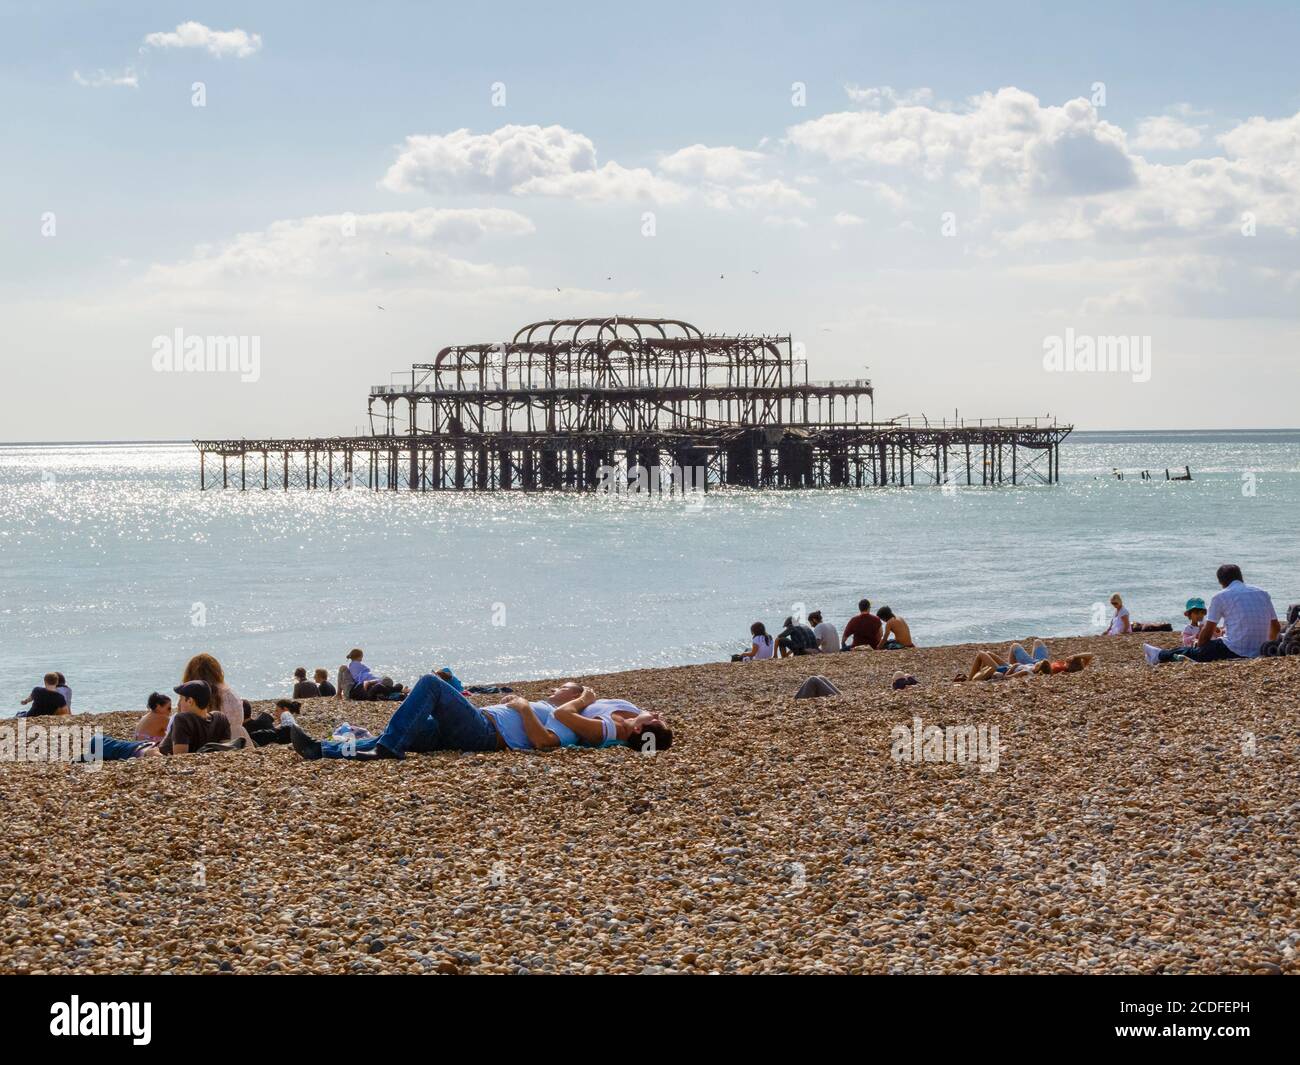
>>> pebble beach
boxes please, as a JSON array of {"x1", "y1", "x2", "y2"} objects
[{"x1": 1, "y1": 632, "x2": 1296, "y2": 975}]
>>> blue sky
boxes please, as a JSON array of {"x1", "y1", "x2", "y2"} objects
[{"x1": 2, "y1": 1, "x2": 1298, "y2": 438}]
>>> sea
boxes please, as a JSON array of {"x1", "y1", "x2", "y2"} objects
[{"x1": 2, "y1": 429, "x2": 1297, "y2": 715}]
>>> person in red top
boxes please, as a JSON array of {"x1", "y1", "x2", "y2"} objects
[{"x1": 842, "y1": 599, "x2": 883, "y2": 650}]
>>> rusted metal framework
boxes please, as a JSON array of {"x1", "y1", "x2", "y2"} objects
[{"x1": 194, "y1": 316, "x2": 1071, "y2": 491}]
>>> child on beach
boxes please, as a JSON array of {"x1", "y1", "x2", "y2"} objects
[
  {"x1": 1179, "y1": 597, "x2": 1219, "y2": 646},
  {"x1": 135, "y1": 692, "x2": 173, "y2": 742}
]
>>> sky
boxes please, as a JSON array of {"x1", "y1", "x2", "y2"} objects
[{"x1": 2, "y1": 0, "x2": 1298, "y2": 440}]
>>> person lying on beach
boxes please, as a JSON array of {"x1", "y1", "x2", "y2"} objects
[
  {"x1": 808, "y1": 611, "x2": 840, "y2": 654},
  {"x1": 732, "y1": 623, "x2": 774, "y2": 662},
  {"x1": 292, "y1": 667, "x2": 319, "y2": 699},
  {"x1": 314, "y1": 668, "x2": 336, "y2": 697},
  {"x1": 842, "y1": 599, "x2": 883, "y2": 650},
  {"x1": 242, "y1": 699, "x2": 298, "y2": 747},
  {"x1": 1144, "y1": 564, "x2": 1279, "y2": 665},
  {"x1": 1104, "y1": 594, "x2": 1131, "y2": 635},
  {"x1": 290, "y1": 674, "x2": 647, "y2": 760},
  {"x1": 876, "y1": 607, "x2": 915, "y2": 649},
  {"x1": 775, "y1": 616, "x2": 819, "y2": 657},
  {"x1": 955, "y1": 641, "x2": 1094, "y2": 681},
  {"x1": 291, "y1": 676, "x2": 671, "y2": 760},
  {"x1": 20, "y1": 673, "x2": 70, "y2": 717},
  {"x1": 548, "y1": 685, "x2": 673, "y2": 751},
  {"x1": 135, "y1": 692, "x2": 173, "y2": 742},
  {"x1": 159, "y1": 681, "x2": 238, "y2": 755}
]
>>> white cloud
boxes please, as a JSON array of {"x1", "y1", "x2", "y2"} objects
[
  {"x1": 143, "y1": 22, "x2": 263, "y2": 59},
  {"x1": 382, "y1": 125, "x2": 599, "y2": 195},
  {"x1": 845, "y1": 85, "x2": 936, "y2": 109},
  {"x1": 1132, "y1": 115, "x2": 1203, "y2": 151},
  {"x1": 72, "y1": 68, "x2": 139, "y2": 89},
  {"x1": 729, "y1": 179, "x2": 814, "y2": 212},
  {"x1": 141, "y1": 207, "x2": 535, "y2": 292},
  {"x1": 833, "y1": 212, "x2": 866, "y2": 226},
  {"x1": 658, "y1": 144, "x2": 765, "y2": 183},
  {"x1": 514, "y1": 162, "x2": 688, "y2": 204},
  {"x1": 790, "y1": 87, "x2": 1135, "y2": 199}
]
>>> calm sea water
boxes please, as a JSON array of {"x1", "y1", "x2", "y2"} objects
[{"x1": 2, "y1": 430, "x2": 1297, "y2": 715}]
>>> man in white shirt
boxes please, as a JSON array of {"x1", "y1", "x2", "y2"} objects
[
  {"x1": 808, "y1": 611, "x2": 840, "y2": 654},
  {"x1": 1146, "y1": 565, "x2": 1279, "y2": 664}
]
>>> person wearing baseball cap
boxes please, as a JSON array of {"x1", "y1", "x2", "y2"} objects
[{"x1": 159, "y1": 679, "x2": 233, "y2": 755}]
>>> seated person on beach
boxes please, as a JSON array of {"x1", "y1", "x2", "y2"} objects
[
  {"x1": 55, "y1": 673, "x2": 72, "y2": 713},
  {"x1": 1145, "y1": 564, "x2": 1279, "y2": 665},
  {"x1": 956, "y1": 641, "x2": 1094, "y2": 681},
  {"x1": 342, "y1": 649, "x2": 404, "y2": 701},
  {"x1": 242, "y1": 699, "x2": 298, "y2": 747},
  {"x1": 808, "y1": 611, "x2": 840, "y2": 654},
  {"x1": 776, "y1": 616, "x2": 819, "y2": 657},
  {"x1": 341, "y1": 649, "x2": 404, "y2": 700},
  {"x1": 1179, "y1": 598, "x2": 1219, "y2": 646},
  {"x1": 135, "y1": 692, "x2": 173, "y2": 742},
  {"x1": 19, "y1": 673, "x2": 69, "y2": 717},
  {"x1": 159, "y1": 681, "x2": 236, "y2": 755},
  {"x1": 733, "y1": 622, "x2": 774, "y2": 662},
  {"x1": 842, "y1": 600, "x2": 883, "y2": 651},
  {"x1": 314, "y1": 668, "x2": 336, "y2": 697},
  {"x1": 876, "y1": 607, "x2": 915, "y2": 649},
  {"x1": 292, "y1": 667, "x2": 320, "y2": 699},
  {"x1": 1104, "y1": 594, "x2": 1131, "y2": 635},
  {"x1": 290, "y1": 674, "x2": 663, "y2": 760}
]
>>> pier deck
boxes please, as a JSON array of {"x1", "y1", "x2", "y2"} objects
[{"x1": 193, "y1": 316, "x2": 1070, "y2": 491}]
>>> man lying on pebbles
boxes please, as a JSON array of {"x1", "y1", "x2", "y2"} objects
[{"x1": 290, "y1": 675, "x2": 672, "y2": 761}]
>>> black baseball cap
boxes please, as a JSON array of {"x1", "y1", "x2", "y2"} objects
[{"x1": 173, "y1": 680, "x2": 211, "y2": 709}]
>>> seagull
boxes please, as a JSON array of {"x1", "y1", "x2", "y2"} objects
[{"x1": 377, "y1": 305, "x2": 385, "y2": 311}]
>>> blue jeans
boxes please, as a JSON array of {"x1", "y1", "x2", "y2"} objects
[
  {"x1": 82, "y1": 736, "x2": 150, "y2": 762},
  {"x1": 319, "y1": 674, "x2": 497, "y2": 758},
  {"x1": 1158, "y1": 639, "x2": 1241, "y2": 664},
  {"x1": 1012, "y1": 643, "x2": 1050, "y2": 665}
]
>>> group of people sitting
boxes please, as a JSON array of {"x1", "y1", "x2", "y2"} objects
[{"x1": 733, "y1": 599, "x2": 915, "y2": 661}]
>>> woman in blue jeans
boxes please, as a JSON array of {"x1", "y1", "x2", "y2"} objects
[{"x1": 289, "y1": 673, "x2": 578, "y2": 760}]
